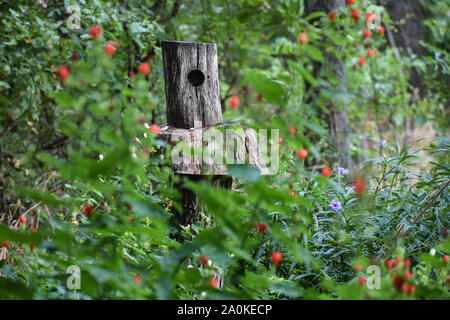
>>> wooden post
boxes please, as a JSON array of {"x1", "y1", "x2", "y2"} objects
[
  {"x1": 161, "y1": 40, "x2": 231, "y2": 236},
  {"x1": 162, "y1": 41, "x2": 223, "y2": 129},
  {"x1": 160, "y1": 40, "x2": 269, "y2": 241}
]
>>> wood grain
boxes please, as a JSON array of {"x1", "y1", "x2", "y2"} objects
[{"x1": 162, "y1": 40, "x2": 223, "y2": 129}]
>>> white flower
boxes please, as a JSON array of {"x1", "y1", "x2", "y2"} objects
[
  {"x1": 207, "y1": 260, "x2": 212, "y2": 266},
  {"x1": 430, "y1": 248, "x2": 436, "y2": 256},
  {"x1": 144, "y1": 122, "x2": 150, "y2": 129},
  {"x1": 200, "y1": 291, "x2": 207, "y2": 298},
  {"x1": 132, "y1": 153, "x2": 137, "y2": 159},
  {"x1": 99, "y1": 154, "x2": 104, "y2": 161},
  {"x1": 187, "y1": 264, "x2": 193, "y2": 269},
  {"x1": 143, "y1": 133, "x2": 147, "y2": 138}
]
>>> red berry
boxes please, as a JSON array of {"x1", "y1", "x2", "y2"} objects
[
  {"x1": 392, "y1": 275, "x2": 404, "y2": 290},
  {"x1": 200, "y1": 255, "x2": 209, "y2": 266},
  {"x1": 89, "y1": 25, "x2": 102, "y2": 39},
  {"x1": 257, "y1": 222, "x2": 268, "y2": 234},
  {"x1": 322, "y1": 167, "x2": 331, "y2": 178},
  {"x1": 138, "y1": 63, "x2": 150, "y2": 75},
  {"x1": 329, "y1": 12, "x2": 337, "y2": 20},
  {"x1": 289, "y1": 126, "x2": 296, "y2": 135},
  {"x1": 395, "y1": 257, "x2": 402, "y2": 265},
  {"x1": 149, "y1": 124, "x2": 160, "y2": 134},
  {"x1": 365, "y1": 13, "x2": 375, "y2": 24},
  {"x1": 358, "y1": 57, "x2": 366, "y2": 67},
  {"x1": 230, "y1": 95, "x2": 240, "y2": 109},
  {"x1": 407, "y1": 284, "x2": 415, "y2": 295},
  {"x1": 127, "y1": 216, "x2": 132, "y2": 222},
  {"x1": 104, "y1": 43, "x2": 116, "y2": 56},
  {"x1": 378, "y1": 26, "x2": 385, "y2": 35},
  {"x1": 30, "y1": 243, "x2": 35, "y2": 251},
  {"x1": 209, "y1": 277, "x2": 218, "y2": 288},
  {"x1": 354, "y1": 177, "x2": 365, "y2": 195},
  {"x1": 1, "y1": 240, "x2": 9, "y2": 248},
  {"x1": 296, "y1": 148, "x2": 308, "y2": 160},
  {"x1": 58, "y1": 65, "x2": 70, "y2": 81},
  {"x1": 167, "y1": 203, "x2": 172, "y2": 208},
  {"x1": 355, "y1": 264, "x2": 363, "y2": 272},
  {"x1": 346, "y1": 0, "x2": 355, "y2": 5},
  {"x1": 257, "y1": 93, "x2": 264, "y2": 102},
  {"x1": 19, "y1": 215, "x2": 27, "y2": 224},
  {"x1": 367, "y1": 49, "x2": 376, "y2": 57},
  {"x1": 351, "y1": 9, "x2": 360, "y2": 21},
  {"x1": 287, "y1": 173, "x2": 292, "y2": 178},
  {"x1": 401, "y1": 283, "x2": 409, "y2": 293},
  {"x1": 404, "y1": 271, "x2": 412, "y2": 279},
  {"x1": 402, "y1": 283, "x2": 415, "y2": 295},
  {"x1": 278, "y1": 138, "x2": 283, "y2": 144},
  {"x1": 444, "y1": 255, "x2": 449, "y2": 263},
  {"x1": 133, "y1": 273, "x2": 142, "y2": 284},
  {"x1": 362, "y1": 30, "x2": 372, "y2": 39},
  {"x1": 31, "y1": 226, "x2": 37, "y2": 234},
  {"x1": 83, "y1": 204, "x2": 94, "y2": 217},
  {"x1": 385, "y1": 258, "x2": 393, "y2": 269},
  {"x1": 358, "y1": 276, "x2": 366, "y2": 286},
  {"x1": 298, "y1": 32, "x2": 308, "y2": 45},
  {"x1": 270, "y1": 251, "x2": 283, "y2": 265},
  {"x1": 404, "y1": 257, "x2": 411, "y2": 268}
]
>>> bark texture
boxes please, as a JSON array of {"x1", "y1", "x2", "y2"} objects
[
  {"x1": 162, "y1": 40, "x2": 223, "y2": 129},
  {"x1": 383, "y1": 0, "x2": 426, "y2": 95},
  {"x1": 161, "y1": 40, "x2": 232, "y2": 241},
  {"x1": 305, "y1": 0, "x2": 351, "y2": 169},
  {"x1": 382, "y1": 0, "x2": 428, "y2": 146},
  {"x1": 158, "y1": 124, "x2": 270, "y2": 175}
]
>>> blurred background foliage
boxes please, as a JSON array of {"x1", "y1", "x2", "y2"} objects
[{"x1": 0, "y1": 0, "x2": 448, "y2": 299}]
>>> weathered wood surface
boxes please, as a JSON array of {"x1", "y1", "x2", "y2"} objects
[
  {"x1": 162, "y1": 40, "x2": 222, "y2": 129},
  {"x1": 162, "y1": 40, "x2": 233, "y2": 243},
  {"x1": 158, "y1": 123, "x2": 270, "y2": 175}
]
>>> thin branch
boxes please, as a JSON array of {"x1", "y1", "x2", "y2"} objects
[{"x1": 159, "y1": 0, "x2": 182, "y2": 24}]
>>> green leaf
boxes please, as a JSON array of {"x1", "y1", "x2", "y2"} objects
[
  {"x1": 0, "y1": 81, "x2": 11, "y2": 89},
  {"x1": 243, "y1": 70, "x2": 286, "y2": 106},
  {"x1": 302, "y1": 45, "x2": 324, "y2": 63},
  {"x1": 227, "y1": 164, "x2": 261, "y2": 182},
  {"x1": 304, "y1": 12, "x2": 326, "y2": 21},
  {"x1": 288, "y1": 60, "x2": 318, "y2": 87}
]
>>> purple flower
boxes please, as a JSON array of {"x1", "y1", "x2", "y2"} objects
[
  {"x1": 337, "y1": 167, "x2": 347, "y2": 176},
  {"x1": 377, "y1": 140, "x2": 386, "y2": 147},
  {"x1": 391, "y1": 164, "x2": 399, "y2": 170},
  {"x1": 328, "y1": 201, "x2": 342, "y2": 211}
]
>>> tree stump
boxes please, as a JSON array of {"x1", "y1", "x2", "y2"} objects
[
  {"x1": 162, "y1": 41, "x2": 222, "y2": 129},
  {"x1": 160, "y1": 40, "x2": 269, "y2": 240}
]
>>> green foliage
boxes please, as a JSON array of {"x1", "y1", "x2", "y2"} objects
[{"x1": 0, "y1": 0, "x2": 448, "y2": 300}]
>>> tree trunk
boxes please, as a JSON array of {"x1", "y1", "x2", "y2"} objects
[
  {"x1": 305, "y1": 0, "x2": 351, "y2": 170},
  {"x1": 383, "y1": 0, "x2": 428, "y2": 146},
  {"x1": 383, "y1": 0, "x2": 427, "y2": 96}
]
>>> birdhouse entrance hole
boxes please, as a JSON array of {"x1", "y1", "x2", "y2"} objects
[{"x1": 187, "y1": 69, "x2": 205, "y2": 87}]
